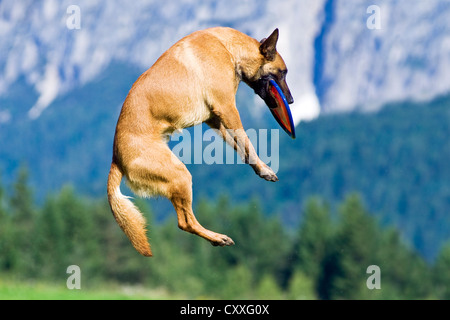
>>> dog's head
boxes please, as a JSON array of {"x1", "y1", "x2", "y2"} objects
[{"x1": 244, "y1": 29, "x2": 294, "y2": 109}]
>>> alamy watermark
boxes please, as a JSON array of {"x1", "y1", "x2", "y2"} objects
[
  {"x1": 367, "y1": 5, "x2": 382, "y2": 30},
  {"x1": 66, "y1": 4, "x2": 382, "y2": 31},
  {"x1": 169, "y1": 127, "x2": 280, "y2": 174},
  {"x1": 65, "y1": 264, "x2": 381, "y2": 292},
  {"x1": 66, "y1": 5, "x2": 81, "y2": 30},
  {"x1": 66, "y1": 265, "x2": 81, "y2": 289},
  {"x1": 366, "y1": 265, "x2": 381, "y2": 290}
]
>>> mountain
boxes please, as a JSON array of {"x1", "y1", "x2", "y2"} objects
[
  {"x1": 1, "y1": 0, "x2": 450, "y2": 124},
  {"x1": 316, "y1": 0, "x2": 450, "y2": 113},
  {"x1": 0, "y1": 0, "x2": 324, "y2": 124}
]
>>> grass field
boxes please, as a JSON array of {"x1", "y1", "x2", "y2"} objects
[{"x1": 0, "y1": 277, "x2": 182, "y2": 300}]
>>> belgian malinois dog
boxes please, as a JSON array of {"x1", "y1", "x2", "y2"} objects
[{"x1": 107, "y1": 27, "x2": 294, "y2": 256}]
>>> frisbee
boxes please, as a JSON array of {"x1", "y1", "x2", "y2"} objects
[{"x1": 268, "y1": 79, "x2": 296, "y2": 139}]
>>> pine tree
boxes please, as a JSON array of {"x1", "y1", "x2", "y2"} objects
[
  {"x1": 287, "y1": 271, "x2": 316, "y2": 300},
  {"x1": 433, "y1": 243, "x2": 450, "y2": 299},
  {"x1": 220, "y1": 265, "x2": 253, "y2": 299},
  {"x1": 0, "y1": 174, "x2": 14, "y2": 271},
  {"x1": 8, "y1": 166, "x2": 36, "y2": 275},
  {"x1": 255, "y1": 274, "x2": 284, "y2": 300},
  {"x1": 10, "y1": 167, "x2": 35, "y2": 227},
  {"x1": 376, "y1": 227, "x2": 431, "y2": 299},
  {"x1": 322, "y1": 194, "x2": 380, "y2": 300},
  {"x1": 55, "y1": 185, "x2": 102, "y2": 282},
  {"x1": 32, "y1": 193, "x2": 66, "y2": 278},
  {"x1": 295, "y1": 197, "x2": 333, "y2": 287}
]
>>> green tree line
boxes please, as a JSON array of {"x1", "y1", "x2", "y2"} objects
[
  {"x1": 2, "y1": 77, "x2": 450, "y2": 262},
  {"x1": 0, "y1": 168, "x2": 449, "y2": 299}
]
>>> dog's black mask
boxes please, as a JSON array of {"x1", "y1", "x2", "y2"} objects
[{"x1": 247, "y1": 75, "x2": 294, "y2": 109}]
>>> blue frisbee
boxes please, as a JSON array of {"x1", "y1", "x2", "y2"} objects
[{"x1": 268, "y1": 79, "x2": 296, "y2": 139}]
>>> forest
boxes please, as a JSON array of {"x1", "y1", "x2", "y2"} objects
[
  {"x1": 1, "y1": 65, "x2": 450, "y2": 263},
  {"x1": 0, "y1": 168, "x2": 449, "y2": 300}
]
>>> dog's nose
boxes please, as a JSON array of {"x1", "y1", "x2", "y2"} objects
[
  {"x1": 286, "y1": 93, "x2": 294, "y2": 104},
  {"x1": 282, "y1": 84, "x2": 294, "y2": 104}
]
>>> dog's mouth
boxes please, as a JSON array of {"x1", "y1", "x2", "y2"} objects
[
  {"x1": 249, "y1": 76, "x2": 296, "y2": 139},
  {"x1": 252, "y1": 76, "x2": 277, "y2": 108},
  {"x1": 251, "y1": 76, "x2": 293, "y2": 109}
]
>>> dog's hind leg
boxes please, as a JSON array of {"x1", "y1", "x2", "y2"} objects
[
  {"x1": 168, "y1": 160, "x2": 235, "y2": 247},
  {"x1": 125, "y1": 141, "x2": 234, "y2": 247}
]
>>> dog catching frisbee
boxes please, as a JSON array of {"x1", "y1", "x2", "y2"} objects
[{"x1": 107, "y1": 27, "x2": 294, "y2": 256}]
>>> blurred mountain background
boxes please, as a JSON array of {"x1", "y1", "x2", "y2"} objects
[{"x1": 1, "y1": 0, "x2": 450, "y2": 265}]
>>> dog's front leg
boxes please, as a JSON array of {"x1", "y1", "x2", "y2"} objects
[{"x1": 207, "y1": 107, "x2": 278, "y2": 182}]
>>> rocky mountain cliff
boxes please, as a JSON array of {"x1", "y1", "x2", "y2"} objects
[{"x1": 1, "y1": 0, "x2": 448, "y2": 124}]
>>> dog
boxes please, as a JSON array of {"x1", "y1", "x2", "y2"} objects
[{"x1": 107, "y1": 27, "x2": 294, "y2": 256}]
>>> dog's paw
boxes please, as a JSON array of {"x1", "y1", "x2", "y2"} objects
[
  {"x1": 210, "y1": 234, "x2": 235, "y2": 247},
  {"x1": 261, "y1": 171, "x2": 279, "y2": 182},
  {"x1": 255, "y1": 163, "x2": 279, "y2": 182}
]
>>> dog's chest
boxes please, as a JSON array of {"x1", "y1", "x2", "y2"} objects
[{"x1": 176, "y1": 101, "x2": 211, "y2": 129}]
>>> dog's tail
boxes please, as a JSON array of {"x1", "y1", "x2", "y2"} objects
[{"x1": 107, "y1": 161, "x2": 152, "y2": 257}]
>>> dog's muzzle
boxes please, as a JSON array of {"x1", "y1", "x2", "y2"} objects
[
  {"x1": 250, "y1": 76, "x2": 296, "y2": 139},
  {"x1": 252, "y1": 76, "x2": 293, "y2": 108}
]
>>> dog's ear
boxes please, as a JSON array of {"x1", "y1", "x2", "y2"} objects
[{"x1": 260, "y1": 28, "x2": 279, "y2": 61}]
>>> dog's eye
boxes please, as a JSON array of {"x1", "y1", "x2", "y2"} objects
[{"x1": 279, "y1": 70, "x2": 287, "y2": 79}]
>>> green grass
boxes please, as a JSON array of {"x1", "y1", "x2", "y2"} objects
[{"x1": 0, "y1": 278, "x2": 182, "y2": 300}]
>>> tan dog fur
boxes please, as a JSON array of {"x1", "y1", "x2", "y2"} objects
[{"x1": 107, "y1": 27, "x2": 292, "y2": 256}]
